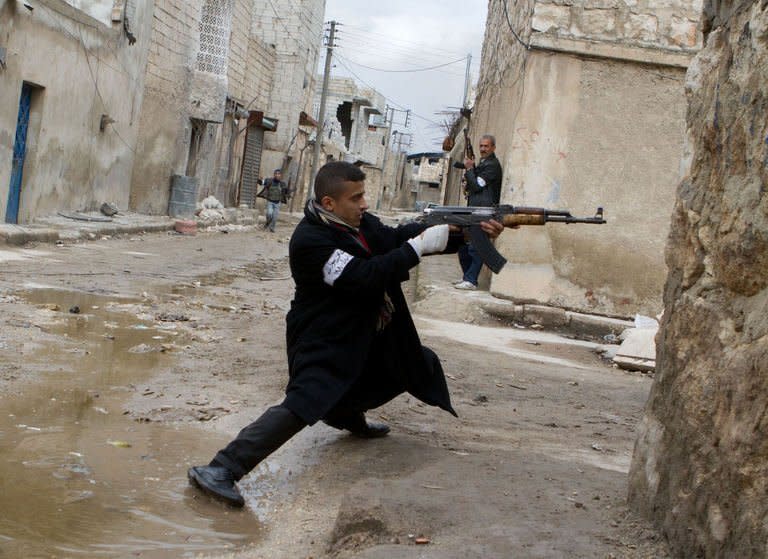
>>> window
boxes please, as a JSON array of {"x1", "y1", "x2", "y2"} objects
[{"x1": 196, "y1": 0, "x2": 233, "y2": 76}]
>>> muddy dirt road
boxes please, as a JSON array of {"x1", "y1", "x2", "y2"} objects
[{"x1": 0, "y1": 220, "x2": 668, "y2": 558}]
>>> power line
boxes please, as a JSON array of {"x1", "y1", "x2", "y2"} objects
[
  {"x1": 330, "y1": 44, "x2": 468, "y2": 77},
  {"x1": 337, "y1": 36, "x2": 461, "y2": 63},
  {"x1": 336, "y1": 52, "x2": 468, "y2": 74},
  {"x1": 339, "y1": 23, "x2": 469, "y2": 58},
  {"x1": 333, "y1": 39, "x2": 463, "y2": 68},
  {"x1": 333, "y1": 54, "x2": 443, "y2": 128},
  {"x1": 502, "y1": 0, "x2": 531, "y2": 50}
]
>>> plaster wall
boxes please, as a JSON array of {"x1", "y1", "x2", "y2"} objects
[
  {"x1": 489, "y1": 53, "x2": 687, "y2": 316},
  {"x1": 62, "y1": 0, "x2": 113, "y2": 25},
  {"x1": 0, "y1": 0, "x2": 153, "y2": 223},
  {"x1": 472, "y1": 0, "x2": 700, "y2": 317}
]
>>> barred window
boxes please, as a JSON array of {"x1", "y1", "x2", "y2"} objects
[{"x1": 196, "y1": 0, "x2": 233, "y2": 75}]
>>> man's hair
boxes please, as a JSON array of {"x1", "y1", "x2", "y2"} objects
[
  {"x1": 314, "y1": 161, "x2": 366, "y2": 200},
  {"x1": 274, "y1": 169, "x2": 282, "y2": 174},
  {"x1": 480, "y1": 134, "x2": 496, "y2": 146}
]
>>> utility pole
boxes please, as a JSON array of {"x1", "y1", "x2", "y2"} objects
[
  {"x1": 462, "y1": 53, "x2": 472, "y2": 108},
  {"x1": 309, "y1": 20, "x2": 337, "y2": 198},
  {"x1": 376, "y1": 106, "x2": 395, "y2": 210}
]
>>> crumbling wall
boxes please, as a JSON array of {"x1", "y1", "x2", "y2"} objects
[{"x1": 628, "y1": 2, "x2": 768, "y2": 556}]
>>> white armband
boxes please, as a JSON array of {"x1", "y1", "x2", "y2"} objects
[
  {"x1": 323, "y1": 249, "x2": 354, "y2": 286},
  {"x1": 477, "y1": 177, "x2": 487, "y2": 188}
]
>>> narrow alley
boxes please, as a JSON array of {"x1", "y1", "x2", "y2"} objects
[{"x1": 0, "y1": 222, "x2": 667, "y2": 558}]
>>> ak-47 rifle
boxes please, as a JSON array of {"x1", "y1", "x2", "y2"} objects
[{"x1": 420, "y1": 205, "x2": 606, "y2": 273}]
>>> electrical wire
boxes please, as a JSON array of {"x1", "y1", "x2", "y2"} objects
[
  {"x1": 339, "y1": 23, "x2": 469, "y2": 58},
  {"x1": 336, "y1": 51, "x2": 468, "y2": 75},
  {"x1": 331, "y1": 45, "x2": 468, "y2": 77},
  {"x1": 336, "y1": 37, "x2": 468, "y2": 68},
  {"x1": 333, "y1": 54, "x2": 444, "y2": 128},
  {"x1": 502, "y1": 0, "x2": 531, "y2": 50}
]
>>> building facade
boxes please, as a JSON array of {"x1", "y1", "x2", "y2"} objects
[
  {"x1": 306, "y1": 75, "x2": 398, "y2": 209},
  {"x1": 0, "y1": 0, "x2": 153, "y2": 223},
  {"x1": 468, "y1": 0, "x2": 703, "y2": 317},
  {"x1": 130, "y1": 0, "x2": 325, "y2": 215},
  {"x1": 0, "y1": 0, "x2": 325, "y2": 224}
]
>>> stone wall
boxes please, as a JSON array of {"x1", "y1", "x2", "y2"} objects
[
  {"x1": 532, "y1": 0, "x2": 703, "y2": 50},
  {"x1": 628, "y1": 2, "x2": 768, "y2": 556},
  {"x1": 130, "y1": 0, "x2": 281, "y2": 214}
]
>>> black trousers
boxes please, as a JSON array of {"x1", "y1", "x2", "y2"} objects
[{"x1": 210, "y1": 403, "x2": 306, "y2": 480}]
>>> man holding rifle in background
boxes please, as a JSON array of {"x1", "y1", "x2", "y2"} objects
[{"x1": 453, "y1": 133, "x2": 503, "y2": 290}]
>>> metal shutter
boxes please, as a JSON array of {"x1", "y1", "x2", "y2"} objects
[{"x1": 239, "y1": 125, "x2": 264, "y2": 208}]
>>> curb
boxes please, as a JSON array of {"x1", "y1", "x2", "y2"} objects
[
  {"x1": 480, "y1": 300, "x2": 633, "y2": 339},
  {"x1": 0, "y1": 208, "x2": 263, "y2": 246}
]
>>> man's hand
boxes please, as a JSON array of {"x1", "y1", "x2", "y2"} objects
[
  {"x1": 464, "y1": 157, "x2": 475, "y2": 169},
  {"x1": 480, "y1": 219, "x2": 507, "y2": 239}
]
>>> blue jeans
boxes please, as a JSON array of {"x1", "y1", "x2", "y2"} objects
[
  {"x1": 265, "y1": 201, "x2": 280, "y2": 231},
  {"x1": 458, "y1": 242, "x2": 482, "y2": 286}
]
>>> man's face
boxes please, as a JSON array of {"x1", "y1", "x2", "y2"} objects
[
  {"x1": 274, "y1": 171, "x2": 282, "y2": 180},
  {"x1": 478, "y1": 138, "x2": 495, "y2": 158},
  {"x1": 321, "y1": 180, "x2": 368, "y2": 227}
]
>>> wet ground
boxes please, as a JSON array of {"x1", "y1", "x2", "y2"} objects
[
  {"x1": 0, "y1": 224, "x2": 669, "y2": 558},
  {"x1": 0, "y1": 288, "x2": 264, "y2": 557}
]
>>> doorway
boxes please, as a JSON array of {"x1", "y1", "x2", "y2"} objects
[{"x1": 7, "y1": 82, "x2": 42, "y2": 224}]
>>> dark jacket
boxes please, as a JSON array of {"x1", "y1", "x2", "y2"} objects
[
  {"x1": 465, "y1": 152, "x2": 502, "y2": 206},
  {"x1": 259, "y1": 178, "x2": 289, "y2": 203},
  {"x1": 283, "y1": 204, "x2": 460, "y2": 425}
]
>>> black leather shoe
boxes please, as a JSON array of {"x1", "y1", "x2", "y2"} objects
[
  {"x1": 188, "y1": 466, "x2": 245, "y2": 507},
  {"x1": 324, "y1": 412, "x2": 390, "y2": 438},
  {"x1": 352, "y1": 421, "x2": 390, "y2": 438}
]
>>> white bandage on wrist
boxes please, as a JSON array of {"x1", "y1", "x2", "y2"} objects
[
  {"x1": 408, "y1": 225, "x2": 450, "y2": 258},
  {"x1": 407, "y1": 236, "x2": 423, "y2": 258}
]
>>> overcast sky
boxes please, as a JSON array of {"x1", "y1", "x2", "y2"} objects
[{"x1": 321, "y1": 1, "x2": 489, "y2": 153}]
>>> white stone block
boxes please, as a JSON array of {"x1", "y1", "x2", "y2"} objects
[
  {"x1": 668, "y1": 16, "x2": 699, "y2": 48},
  {"x1": 625, "y1": 13, "x2": 659, "y2": 41},
  {"x1": 532, "y1": 4, "x2": 571, "y2": 33},
  {"x1": 579, "y1": 8, "x2": 617, "y2": 38}
]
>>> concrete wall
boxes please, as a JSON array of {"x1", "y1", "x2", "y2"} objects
[
  {"x1": 491, "y1": 53, "x2": 687, "y2": 316},
  {"x1": 629, "y1": 2, "x2": 768, "y2": 555},
  {"x1": 472, "y1": 0, "x2": 701, "y2": 317},
  {"x1": 0, "y1": 0, "x2": 153, "y2": 223}
]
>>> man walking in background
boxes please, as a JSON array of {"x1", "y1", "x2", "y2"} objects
[
  {"x1": 454, "y1": 134, "x2": 503, "y2": 290},
  {"x1": 260, "y1": 169, "x2": 290, "y2": 232}
]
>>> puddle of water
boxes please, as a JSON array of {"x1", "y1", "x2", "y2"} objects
[{"x1": 0, "y1": 288, "x2": 264, "y2": 557}]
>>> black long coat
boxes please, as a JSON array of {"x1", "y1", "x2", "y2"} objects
[{"x1": 283, "y1": 206, "x2": 458, "y2": 425}]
